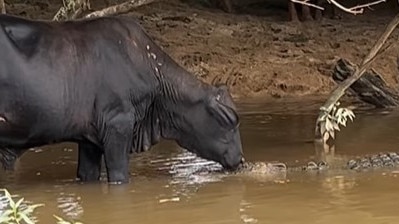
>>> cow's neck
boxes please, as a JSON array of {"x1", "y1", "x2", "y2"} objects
[
  {"x1": 153, "y1": 63, "x2": 208, "y2": 141},
  {"x1": 131, "y1": 62, "x2": 207, "y2": 152},
  {"x1": 140, "y1": 42, "x2": 210, "y2": 143}
]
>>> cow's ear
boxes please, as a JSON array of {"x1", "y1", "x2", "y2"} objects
[
  {"x1": 1, "y1": 21, "x2": 41, "y2": 58},
  {"x1": 208, "y1": 93, "x2": 239, "y2": 128}
]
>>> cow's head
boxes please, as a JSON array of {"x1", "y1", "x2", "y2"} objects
[{"x1": 162, "y1": 84, "x2": 243, "y2": 171}]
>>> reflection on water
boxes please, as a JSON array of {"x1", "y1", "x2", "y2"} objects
[
  {"x1": 2, "y1": 98, "x2": 399, "y2": 223},
  {"x1": 57, "y1": 192, "x2": 84, "y2": 220}
]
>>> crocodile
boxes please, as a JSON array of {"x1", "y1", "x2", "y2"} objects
[
  {"x1": 236, "y1": 152, "x2": 399, "y2": 174},
  {"x1": 148, "y1": 151, "x2": 399, "y2": 184}
]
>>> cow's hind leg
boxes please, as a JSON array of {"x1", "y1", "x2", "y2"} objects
[
  {"x1": 77, "y1": 141, "x2": 103, "y2": 182},
  {"x1": 0, "y1": 148, "x2": 27, "y2": 171},
  {"x1": 102, "y1": 114, "x2": 133, "y2": 184}
]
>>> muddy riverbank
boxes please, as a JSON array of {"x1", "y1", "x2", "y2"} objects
[{"x1": 5, "y1": 0, "x2": 399, "y2": 100}]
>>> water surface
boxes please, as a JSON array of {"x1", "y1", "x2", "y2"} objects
[{"x1": 1, "y1": 98, "x2": 399, "y2": 224}]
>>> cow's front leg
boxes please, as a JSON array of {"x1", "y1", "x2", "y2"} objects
[
  {"x1": 102, "y1": 114, "x2": 133, "y2": 184},
  {"x1": 77, "y1": 141, "x2": 103, "y2": 182}
]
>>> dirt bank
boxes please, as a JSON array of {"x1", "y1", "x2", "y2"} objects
[{"x1": 6, "y1": 0, "x2": 399, "y2": 100}]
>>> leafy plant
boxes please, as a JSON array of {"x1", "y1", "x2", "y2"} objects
[
  {"x1": 0, "y1": 188, "x2": 84, "y2": 224},
  {"x1": 0, "y1": 189, "x2": 44, "y2": 224},
  {"x1": 319, "y1": 101, "x2": 356, "y2": 142},
  {"x1": 53, "y1": 215, "x2": 83, "y2": 224}
]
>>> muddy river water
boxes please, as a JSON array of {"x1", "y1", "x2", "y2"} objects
[{"x1": 2, "y1": 98, "x2": 399, "y2": 224}]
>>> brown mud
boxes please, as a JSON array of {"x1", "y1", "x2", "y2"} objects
[{"x1": 5, "y1": 0, "x2": 399, "y2": 100}]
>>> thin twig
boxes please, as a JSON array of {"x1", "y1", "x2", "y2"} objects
[
  {"x1": 85, "y1": 0, "x2": 156, "y2": 18},
  {"x1": 327, "y1": 0, "x2": 386, "y2": 15},
  {"x1": 291, "y1": 0, "x2": 386, "y2": 15},
  {"x1": 349, "y1": 0, "x2": 386, "y2": 11},
  {"x1": 290, "y1": 0, "x2": 324, "y2": 10},
  {"x1": 314, "y1": 13, "x2": 399, "y2": 140}
]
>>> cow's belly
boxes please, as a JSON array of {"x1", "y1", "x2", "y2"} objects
[{"x1": 0, "y1": 96, "x2": 69, "y2": 148}]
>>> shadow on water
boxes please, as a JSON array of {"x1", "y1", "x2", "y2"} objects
[{"x1": 2, "y1": 98, "x2": 399, "y2": 223}]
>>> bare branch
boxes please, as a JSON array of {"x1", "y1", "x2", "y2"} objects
[
  {"x1": 290, "y1": 0, "x2": 324, "y2": 10},
  {"x1": 84, "y1": 0, "x2": 156, "y2": 19},
  {"x1": 291, "y1": 0, "x2": 386, "y2": 15},
  {"x1": 314, "y1": 13, "x2": 399, "y2": 141},
  {"x1": 327, "y1": 0, "x2": 386, "y2": 15},
  {"x1": 348, "y1": 0, "x2": 386, "y2": 11}
]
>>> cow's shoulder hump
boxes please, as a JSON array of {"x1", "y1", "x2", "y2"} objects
[{"x1": 0, "y1": 14, "x2": 47, "y2": 58}]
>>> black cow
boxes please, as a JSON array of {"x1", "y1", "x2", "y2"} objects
[{"x1": 0, "y1": 14, "x2": 244, "y2": 184}]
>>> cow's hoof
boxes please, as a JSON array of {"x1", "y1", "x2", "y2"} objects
[
  {"x1": 108, "y1": 179, "x2": 130, "y2": 185},
  {"x1": 107, "y1": 173, "x2": 130, "y2": 185},
  {"x1": 77, "y1": 173, "x2": 101, "y2": 182}
]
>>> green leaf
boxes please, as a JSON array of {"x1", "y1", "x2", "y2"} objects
[
  {"x1": 323, "y1": 131, "x2": 330, "y2": 142},
  {"x1": 337, "y1": 116, "x2": 344, "y2": 126},
  {"x1": 0, "y1": 216, "x2": 12, "y2": 223},
  {"x1": 53, "y1": 215, "x2": 63, "y2": 221},
  {"x1": 325, "y1": 118, "x2": 333, "y2": 132},
  {"x1": 8, "y1": 197, "x2": 15, "y2": 209},
  {"x1": 19, "y1": 212, "x2": 35, "y2": 224},
  {"x1": 1, "y1": 209, "x2": 14, "y2": 216},
  {"x1": 333, "y1": 121, "x2": 340, "y2": 131},
  {"x1": 22, "y1": 203, "x2": 44, "y2": 214},
  {"x1": 348, "y1": 111, "x2": 355, "y2": 121},
  {"x1": 320, "y1": 122, "x2": 326, "y2": 136},
  {"x1": 329, "y1": 130, "x2": 335, "y2": 139},
  {"x1": 53, "y1": 215, "x2": 71, "y2": 224},
  {"x1": 335, "y1": 108, "x2": 344, "y2": 117},
  {"x1": 14, "y1": 198, "x2": 24, "y2": 209}
]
